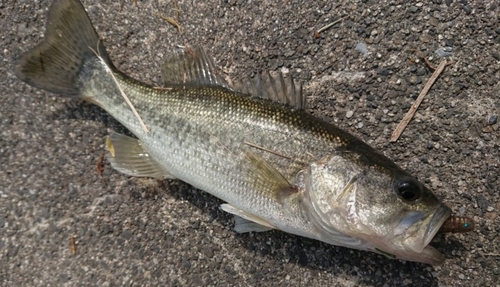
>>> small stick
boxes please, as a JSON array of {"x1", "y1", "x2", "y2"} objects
[
  {"x1": 173, "y1": 0, "x2": 180, "y2": 21},
  {"x1": 156, "y1": 12, "x2": 181, "y2": 33},
  {"x1": 70, "y1": 236, "x2": 77, "y2": 255},
  {"x1": 316, "y1": 17, "x2": 344, "y2": 34},
  {"x1": 243, "y1": 141, "x2": 293, "y2": 160},
  {"x1": 89, "y1": 44, "x2": 149, "y2": 133},
  {"x1": 413, "y1": 49, "x2": 436, "y2": 70},
  {"x1": 390, "y1": 60, "x2": 447, "y2": 142},
  {"x1": 96, "y1": 152, "x2": 105, "y2": 177}
]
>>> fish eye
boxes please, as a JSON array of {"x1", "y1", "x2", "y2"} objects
[{"x1": 396, "y1": 179, "x2": 422, "y2": 202}]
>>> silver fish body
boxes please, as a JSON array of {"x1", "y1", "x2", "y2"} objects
[{"x1": 15, "y1": 0, "x2": 457, "y2": 265}]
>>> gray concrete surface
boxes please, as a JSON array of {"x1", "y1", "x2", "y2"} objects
[{"x1": 1, "y1": 0, "x2": 499, "y2": 286}]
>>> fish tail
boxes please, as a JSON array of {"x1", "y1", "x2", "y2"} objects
[{"x1": 15, "y1": 0, "x2": 114, "y2": 97}]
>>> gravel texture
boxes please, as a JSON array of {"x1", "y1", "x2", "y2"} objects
[{"x1": 1, "y1": 0, "x2": 499, "y2": 286}]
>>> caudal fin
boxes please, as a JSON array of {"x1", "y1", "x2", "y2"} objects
[{"x1": 15, "y1": 0, "x2": 114, "y2": 96}]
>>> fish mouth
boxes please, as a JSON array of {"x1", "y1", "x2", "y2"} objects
[
  {"x1": 418, "y1": 204, "x2": 453, "y2": 265},
  {"x1": 423, "y1": 204, "x2": 452, "y2": 248},
  {"x1": 404, "y1": 204, "x2": 451, "y2": 253},
  {"x1": 397, "y1": 204, "x2": 451, "y2": 265}
]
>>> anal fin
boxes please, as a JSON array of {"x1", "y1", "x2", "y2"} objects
[
  {"x1": 106, "y1": 133, "x2": 174, "y2": 179},
  {"x1": 221, "y1": 204, "x2": 274, "y2": 233}
]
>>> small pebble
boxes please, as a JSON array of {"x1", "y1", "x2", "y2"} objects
[
  {"x1": 435, "y1": 47, "x2": 453, "y2": 57},
  {"x1": 492, "y1": 51, "x2": 500, "y2": 61},
  {"x1": 409, "y1": 6, "x2": 419, "y2": 13},
  {"x1": 346, "y1": 111, "x2": 354, "y2": 118},
  {"x1": 459, "y1": 206, "x2": 466, "y2": 214},
  {"x1": 409, "y1": 75, "x2": 420, "y2": 85},
  {"x1": 403, "y1": 278, "x2": 412, "y2": 285},
  {"x1": 429, "y1": 17, "x2": 439, "y2": 26},
  {"x1": 458, "y1": 273, "x2": 465, "y2": 280},
  {"x1": 121, "y1": 230, "x2": 133, "y2": 240},
  {"x1": 485, "y1": 212, "x2": 497, "y2": 220},
  {"x1": 488, "y1": 115, "x2": 497, "y2": 125},
  {"x1": 355, "y1": 42, "x2": 368, "y2": 57},
  {"x1": 463, "y1": 5, "x2": 472, "y2": 15},
  {"x1": 182, "y1": 259, "x2": 191, "y2": 269}
]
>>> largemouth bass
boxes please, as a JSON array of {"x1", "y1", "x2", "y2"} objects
[{"x1": 15, "y1": 0, "x2": 462, "y2": 265}]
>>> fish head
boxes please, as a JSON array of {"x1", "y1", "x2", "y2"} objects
[{"x1": 299, "y1": 153, "x2": 451, "y2": 265}]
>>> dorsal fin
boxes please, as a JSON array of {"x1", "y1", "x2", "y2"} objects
[
  {"x1": 160, "y1": 46, "x2": 230, "y2": 88},
  {"x1": 161, "y1": 46, "x2": 306, "y2": 109},
  {"x1": 232, "y1": 71, "x2": 306, "y2": 109}
]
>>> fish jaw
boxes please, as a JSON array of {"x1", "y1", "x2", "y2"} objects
[
  {"x1": 395, "y1": 204, "x2": 452, "y2": 264},
  {"x1": 366, "y1": 204, "x2": 451, "y2": 265},
  {"x1": 402, "y1": 204, "x2": 452, "y2": 254}
]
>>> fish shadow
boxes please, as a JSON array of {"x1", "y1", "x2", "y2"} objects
[{"x1": 155, "y1": 178, "x2": 446, "y2": 286}]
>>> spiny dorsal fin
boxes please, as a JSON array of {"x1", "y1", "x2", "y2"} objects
[
  {"x1": 160, "y1": 46, "x2": 230, "y2": 88},
  {"x1": 160, "y1": 46, "x2": 306, "y2": 109},
  {"x1": 232, "y1": 72, "x2": 306, "y2": 110}
]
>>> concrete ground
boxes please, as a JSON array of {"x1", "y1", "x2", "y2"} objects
[{"x1": 1, "y1": 0, "x2": 499, "y2": 286}]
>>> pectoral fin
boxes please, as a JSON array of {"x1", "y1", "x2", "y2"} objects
[
  {"x1": 221, "y1": 204, "x2": 274, "y2": 233},
  {"x1": 105, "y1": 133, "x2": 174, "y2": 179},
  {"x1": 242, "y1": 151, "x2": 298, "y2": 203},
  {"x1": 234, "y1": 216, "x2": 274, "y2": 233}
]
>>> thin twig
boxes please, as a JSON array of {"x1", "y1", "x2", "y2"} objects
[
  {"x1": 316, "y1": 17, "x2": 344, "y2": 34},
  {"x1": 390, "y1": 60, "x2": 447, "y2": 142},
  {"x1": 156, "y1": 12, "x2": 181, "y2": 33},
  {"x1": 243, "y1": 141, "x2": 293, "y2": 160},
  {"x1": 173, "y1": 0, "x2": 180, "y2": 21},
  {"x1": 96, "y1": 152, "x2": 105, "y2": 177},
  {"x1": 413, "y1": 49, "x2": 436, "y2": 70},
  {"x1": 70, "y1": 235, "x2": 77, "y2": 255},
  {"x1": 89, "y1": 44, "x2": 149, "y2": 133}
]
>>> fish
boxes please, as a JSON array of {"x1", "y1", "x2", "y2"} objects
[{"x1": 15, "y1": 0, "x2": 469, "y2": 265}]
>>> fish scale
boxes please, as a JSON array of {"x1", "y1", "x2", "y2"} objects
[
  {"x1": 87, "y1": 69, "x2": 303, "y2": 215},
  {"x1": 93, "y1": 73, "x2": 323, "y2": 235}
]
